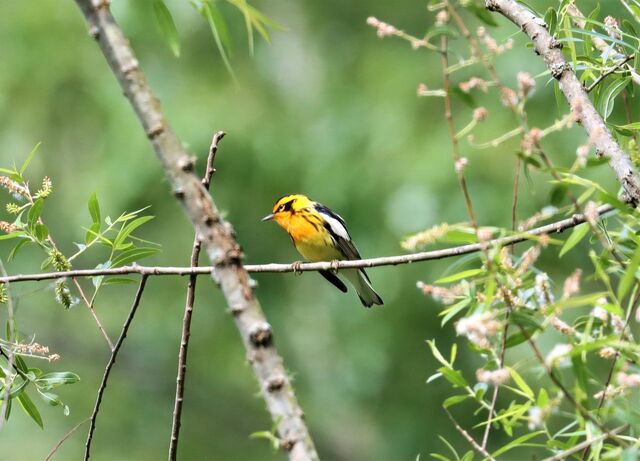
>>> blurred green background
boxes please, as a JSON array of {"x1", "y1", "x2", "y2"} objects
[{"x1": 0, "y1": 0, "x2": 628, "y2": 459}]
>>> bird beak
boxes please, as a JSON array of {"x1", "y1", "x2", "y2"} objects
[{"x1": 261, "y1": 213, "x2": 275, "y2": 222}]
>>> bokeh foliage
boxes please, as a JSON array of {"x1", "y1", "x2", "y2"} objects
[{"x1": 1, "y1": 0, "x2": 639, "y2": 460}]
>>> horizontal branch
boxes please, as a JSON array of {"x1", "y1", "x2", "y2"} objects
[{"x1": 0, "y1": 204, "x2": 614, "y2": 284}]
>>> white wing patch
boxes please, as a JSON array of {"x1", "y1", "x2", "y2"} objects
[{"x1": 320, "y1": 211, "x2": 351, "y2": 241}]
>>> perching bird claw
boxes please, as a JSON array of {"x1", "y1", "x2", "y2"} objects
[{"x1": 292, "y1": 261, "x2": 303, "y2": 275}]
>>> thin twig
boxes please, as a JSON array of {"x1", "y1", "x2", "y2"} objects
[
  {"x1": 84, "y1": 276, "x2": 148, "y2": 461},
  {"x1": 169, "y1": 132, "x2": 224, "y2": 461},
  {"x1": 544, "y1": 424, "x2": 628, "y2": 461},
  {"x1": 519, "y1": 326, "x2": 627, "y2": 448},
  {"x1": 0, "y1": 204, "x2": 617, "y2": 283},
  {"x1": 580, "y1": 287, "x2": 640, "y2": 460},
  {"x1": 444, "y1": 407, "x2": 497, "y2": 461},
  {"x1": 586, "y1": 55, "x2": 635, "y2": 93},
  {"x1": 45, "y1": 418, "x2": 90, "y2": 461},
  {"x1": 71, "y1": 278, "x2": 114, "y2": 351},
  {"x1": 441, "y1": 35, "x2": 478, "y2": 227},
  {"x1": 481, "y1": 309, "x2": 510, "y2": 449},
  {"x1": 73, "y1": 2, "x2": 318, "y2": 458}
]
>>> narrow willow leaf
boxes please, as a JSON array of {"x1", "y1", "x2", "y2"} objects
[
  {"x1": 442, "y1": 394, "x2": 468, "y2": 408},
  {"x1": 598, "y1": 77, "x2": 631, "y2": 120},
  {"x1": 489, "y1": 431, "x2": 545, "y2": 458},
  {"x1": 618, "y1": 244, "x2": 640, "y2": 299},
  {"x1": 435, "y1": 269, "x2": 483, "y2": 284},
  {"x1": 17, "y1": 392, "x2": 43, "y2": 429},
  {"x1": 20, "y1": 142, "x2": 42, "y2": 174},
  {"x1": 111, "y1": 247, "x2": 160, "y2": 268},
  {"x1": 88, "y1": 192, "x2": 101, "y2": 225},
  {"x1": 202, "y1": 2, "x2": 237, "y2": 81},
  {"x1": 34, "y1": 224, "x2": 48, "y2": 243},
  {"x1": 113, "y1": 216, "x2": 154, "y2": 249},
  {"x1": 559, "y1": 223, "x2": 590, "y2": 257},
  {"x1": 36, "y1": 372, "x2": 80, "y2": 388},
  {"x1": 507, "y1": 367, "x2": 534, "y2": 399},
  {"x1": 153, "y1": 0, "x2": 180, "y2": 57},
  {"x1": 427, "y1": 340, "x2": 449, "y2": 367},
  {"x1": 27, "y1": 199, "x2": 44, "y2": 232},
  {"x1": 38, "y1": 391, "x2": 62, "y2": 407},
  {"x1": 438, "y1": 367, "x2": 468, "y2": 388}
]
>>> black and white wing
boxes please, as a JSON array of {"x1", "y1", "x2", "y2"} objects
[{"x1": 313, "y1": 203, "x2": 362, "y2": 260}]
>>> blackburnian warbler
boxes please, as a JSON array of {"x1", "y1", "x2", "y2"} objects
[{"x1": 262, "y1": 194, "x2": 383, "y2": 307}]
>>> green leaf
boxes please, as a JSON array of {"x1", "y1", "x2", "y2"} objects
[
  {"x1": 8, "y1": 239, "x2": 30, "y2": 261},
  {"x1": 85, "y1": 222, "x2": 101, "y2": 245},
  {"x1": 202, "y1": 1, "x2": 237, "y2": 81},
  {"x1": 17, "y1": 392, "x2": 43, "y2": 429},
  {"x1": 489, "y1": 431, "x2": 544, "y2": 458},
  {"x1": 618, "y1": 244, "x2": 640, "y2": 300},
  {"x1": 38, "y1": 391, "x2": 61, "y2": 407},
  {"x1": 435, "y1": 269, "x2": 483, "y2": 284},
  {"x1": 88, "y1": 192, "x2": 101, "y2": 226},
  {"x1": 14, "y1": 355, "x2": 29, "y2": 374},
  {"x1": 0, "y1": 231, "x2": 26, "y2": 241},
  {"x1": 20, "y1": 142, "x2": 42, "y2": 174},
  {"x1": 113, "y1": 216, "x2": 154, "y2": 249},
  {"x1": 34, "y1": 224, "x2": 48, "y2": 243},
  {"x1": 438, "y1": 367, "x2": 468, "y2": 388},
  {"x1": 451, "y1": 87, "x2": 476, "y2": 108},
  {"x1": 559, "y1": 223, "x2": 590, "y2": 257},
  {"x1": 462, "y1": 1, "x2": 498, "y2": 26},
  {"x1": 440, "y1": 299, "x2": 471, "y2": 327},
  {"x1": 102, "y1": 277, "x2": 138, "y2": 286},
  {"x1": 597, "y1": 77, "x2": 631, "y2": 120},
  {"x1": 505, "y1": 327, "x2": 536, "y2": 348},
  {"x1": 443, "y1": 394, "x2": 468, "y2": 408},
  {"x1": 36, "y1": 372, "x2": 80, "y2": 389},
  {"x1": 544, "y1": 7, "x2": 557, "y2": 36},
  {"x1": 111, "y1": 247, "x2": 160, "y2": 268},
  {"x1": 507, "y1": 367, "x2": 534, "y2": 399},
  {"x1": 27, "y1": 199, "x2": 44, "y2": 232},
  {"x1": 427, "y1": 340, "x2": 449, "y2": 367},
  {"x1": 153, "y1": 0, "x2": 180, "y2": 57},
  {"x1": 537, "y1": 388, "x2": 548, "y2": 408}
]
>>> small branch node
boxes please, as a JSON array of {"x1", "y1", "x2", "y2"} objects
[
  {"x1": 88, "y1": 25, "x2": 100, "y2": 39},
  {"x1": 145, "y1": 124, "x2": 164, "y2": 140},
  {"x1": 173, "y1": 187, "x2": 185, "y2": 200},
  {"x1": 550, "y1": 62, "x2": 568, "y2": 79},
  {"x1": 280, "y1": 438, "x2": 297, "y2": 452},
  {"x1": 266, "y1": 374, "x2": 286, "y2": 392},
  {"x1": 249, "y1": 322, "x2": 273, "y2": 348},
  {"x1": 178, "y1": 155, "x2": 196, "y2": 172},
  {"x1": 121, "y1": 59, "x2": 139, "y2": 76},
  {"x1": 228, "y1": 303, "x2": 245, "y2": 316}
]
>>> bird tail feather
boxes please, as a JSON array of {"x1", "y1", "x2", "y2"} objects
[{"x1": 344, "y1": 269, "x2": 383, "y2": 308}]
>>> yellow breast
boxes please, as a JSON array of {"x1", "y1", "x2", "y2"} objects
[{"x1": 278, "y1": 213, "x2": 343, "y2": 262}]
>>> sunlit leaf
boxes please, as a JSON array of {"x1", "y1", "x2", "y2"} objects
[
  {"x1": 559, "y1": 223, "x2": 590, "y2": 257},
  {"x1": 153, "y1": 0, "x2": 181, "y2": 57}
]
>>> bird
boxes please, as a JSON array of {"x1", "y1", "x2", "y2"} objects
[{"x1": 262, "y1": 194, "x2": 383, "y2": 307}]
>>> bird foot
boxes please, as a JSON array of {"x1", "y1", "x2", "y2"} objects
[
  {"x1": 292, "y1": 261, "x2": 303, "y2": 275},
  {"x1": 330, "y1": 260, "x2": 340, "y2": 272}
]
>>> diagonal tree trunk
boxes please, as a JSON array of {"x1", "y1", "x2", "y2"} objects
[{"x1": 73, "y1": 1, "x2": 318, "y2": 460}]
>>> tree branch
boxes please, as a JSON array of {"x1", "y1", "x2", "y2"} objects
[
  {"x1": 486, "y1": 0, "x2": 640, "y2": 205},
  {"x1": 73, "y1": 2, "x2": 318, "y2": 459},
  {"x1": 169, "y1": 132, "x2": 224, "y2": 461},
  {"x1": 0, "y1": 203, "x2": 615, "y2": 284},
  {"x1": 443, "y1": 407, "x2": 497, "y2": 461},
  {"x1": 85, "y1": 275, "x2": 149, "y2": 460}
]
